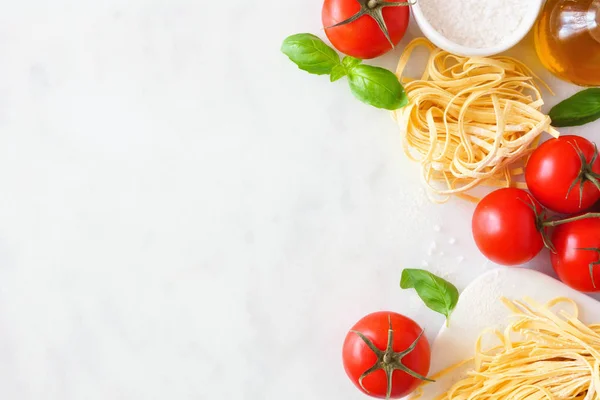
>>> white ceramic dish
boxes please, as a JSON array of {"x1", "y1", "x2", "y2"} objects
[
  {"x1": 419, "y1": 268, "x2": 600, "y2": 398},
  {"x1": 411, "y1": 0, "x2": 544, "y2": 57}
]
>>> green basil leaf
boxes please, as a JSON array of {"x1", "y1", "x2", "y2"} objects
[
  {"x1": 549, "y1": 88, "x2": 600, "y2": 127},
  {"x1": 550, "y1": 111, "x2": 600, "y2": 128},
  {"x1": 347, "y1": 65, "x2": 408, "y2": 110},
  {"x1": 330, "y1": 65, "x2": 347, "y2": 82},
  {"x1": 281, "y1": 33, "x2": 340, "y2": 75},
  {"x1": 401, "y1": 269, "x2": 459, "y2": 325},
  {"x1": 342, "y1": 56, "x2": 362, "y2": 70}
]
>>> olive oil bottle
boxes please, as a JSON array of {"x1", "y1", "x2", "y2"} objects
[{"x1": 534, "y1": 0, "x2": 600, "y2": 86}]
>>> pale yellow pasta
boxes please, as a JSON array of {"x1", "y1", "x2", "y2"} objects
[
  {"x1": 394, "y1": 38, "x2": 560, "y2": 202},
  {"x1": 417, "y1": 297, "x2": 600, "y2": 400}
]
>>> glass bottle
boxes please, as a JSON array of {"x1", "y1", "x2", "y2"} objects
[{"x1": 534, "y1": 0, "x2": 600, "y2": 86}]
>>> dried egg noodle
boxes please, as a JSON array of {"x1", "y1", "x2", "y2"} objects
[
  {"x1": 412, "y1": 297, "x2": 600, "y2": 400},
  {"x1": 394, "y1": 38, "x2": 560, "y2": 202}
]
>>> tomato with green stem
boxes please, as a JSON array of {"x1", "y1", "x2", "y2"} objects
[
  {"x1": 472, "y1": 188, "x2": 547, "y2": 266},
  {"x1": 342, "y1": 312, "x2": 431, "y2": 399},
  {"x1": 525, "y1": 135, "x2": 600, "y2": 214},
  {"x1": 322, "y1": 0, "x2": 411, "y2": 59},
  {"x1": 473, "y1": 186, "x2": 600, "y2": 280},
  {"x1": 549, "y1": 214, "x2": 600, "y2": 292}
]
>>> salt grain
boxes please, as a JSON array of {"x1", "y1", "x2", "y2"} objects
[{"x1": 427, "y1": 241, "x2": 437, "y2": 256}]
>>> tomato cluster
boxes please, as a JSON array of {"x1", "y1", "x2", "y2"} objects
[{"x1": 472, "y1": 135, "x2": 600, "y2": 292}]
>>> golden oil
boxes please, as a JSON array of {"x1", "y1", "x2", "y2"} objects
[{"x1": 534, "y1": 0, "x2": 600, "y2": 86}]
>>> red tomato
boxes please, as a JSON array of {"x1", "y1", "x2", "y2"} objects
[
  {"x1": 551, "y1": 217, "x2": 600, "y2": 292},
  {"x1": 525, "y1": 135, "x2": 600, "y2": 214},
  {"x1": 322, "y1": 0, "x2": 410, "y2": 59},
  {"x1": 342, "y1": 312, "x2": 430, "y2": 399},
  {"x1": 472, "y1": 188, "x2": 545, "y2": 266}
]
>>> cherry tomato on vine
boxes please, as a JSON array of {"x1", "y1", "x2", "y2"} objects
[
  {"x1": 322, "y1": 0, "x2": 410, "y2": 59},
  {"x1": 342, "y1": 312, "x2": 431, "y2": 399},
  {"x1": 472, "y1": 188, "x2": 545, "y2": 266},
  {"x1": 551, "y1": 217, "x2": 600, "y2": 292},
  {"x1": 525, "y1": 135, "x2": 600, "y2": 214}
]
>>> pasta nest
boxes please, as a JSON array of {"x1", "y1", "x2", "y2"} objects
[{"x1": 394, "y1": 38, "x2": 560, "y2": 202}]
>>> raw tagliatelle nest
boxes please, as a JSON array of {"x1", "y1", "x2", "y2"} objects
[{"x1": 393, "y1": 38, "x2": 560, "y2": 202}]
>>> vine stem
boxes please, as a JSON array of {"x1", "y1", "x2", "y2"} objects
[{"x1": 543, "y1": 212, "x2": 600, "y2": 228}]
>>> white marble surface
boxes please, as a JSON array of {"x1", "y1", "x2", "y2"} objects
[{"x1": 0, "y1": 1, "x2": 598, "y2": 399}]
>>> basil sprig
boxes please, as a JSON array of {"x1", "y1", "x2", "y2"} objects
[
  {"x1": 281, "y1": 33, "x2": 407, "y2": 110},
  {"x1": 401, "y1": 269, "x2": 459, "y2": 326},
  {"x1": 549, "y1": 88, "x2": 600, "y2": 127}
]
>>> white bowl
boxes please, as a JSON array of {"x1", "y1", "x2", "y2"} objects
[{"x1": 411, "y1": 0, "x2": 544, "y2": 57}]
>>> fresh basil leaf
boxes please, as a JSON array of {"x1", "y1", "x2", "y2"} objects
[
  {"x1": 281, "y1": 33, "x2": 340, "y2": 75},
  {"x1": 549, "y1": 88, "x2": 600, "y2": 127},
  {"x1": 550, "y1": 111, "x2": 600, "y2": 128},
  {"x1": 347, "y1": 65, "x2": 408, "y2": 110},
  {"x1": 330, "y1": 65, "x2": 347, "y2": 82},
  {"x1": 401, "y1": 269, "x2": 459, "y2": 325},
  {"x1": 342, "y1": 56, "x2": 362, "y2": 70}
]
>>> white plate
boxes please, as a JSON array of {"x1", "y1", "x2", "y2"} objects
[{"x1": 419, "y1": 268, "x2": 600, "y2": 398}]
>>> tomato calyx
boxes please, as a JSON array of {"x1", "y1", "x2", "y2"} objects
[
  {"x1": 518, "y1": 195, "x2": 555, "y2": 252},
  {"x1": 575, "y1": 247, "x2": 600, "y2": 289},
  {"x1": 324, "y1": 0, "x2": 414, "y2": 48},
  {"x1": 567, "y1": 142, "x2": 600, "y2": 207},
  {"x1": 351, "y1": 315, "x2": 433, "y2": 400}
]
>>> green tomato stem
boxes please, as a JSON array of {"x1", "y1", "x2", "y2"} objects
[{"x1": 543, "y1": 212, "x2": 600, "y2": 228}]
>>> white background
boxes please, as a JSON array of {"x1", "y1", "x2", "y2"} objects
[{"x1": 0, "y1": 1, "x2": 598, "y2": 399}]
